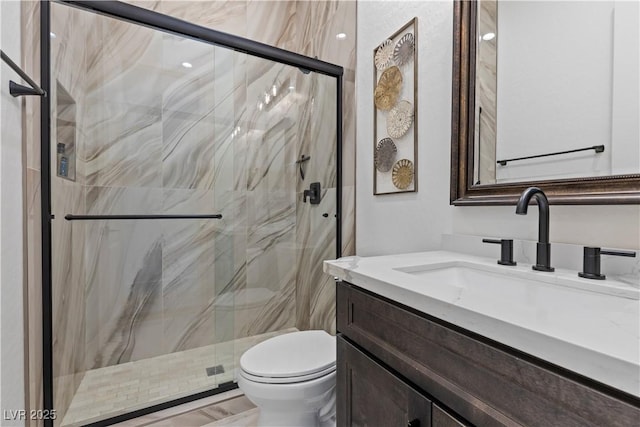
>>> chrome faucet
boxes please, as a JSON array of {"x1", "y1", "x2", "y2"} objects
[{"x1": 516, "y1": 187, "x2": 554, "y2": 272}]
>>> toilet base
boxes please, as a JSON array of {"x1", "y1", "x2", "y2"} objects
[{"x1": 238, "y1": 371, "x2": 336, "y2": 427}]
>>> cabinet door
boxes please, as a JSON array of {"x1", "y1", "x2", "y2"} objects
[
  {"x1": 338, "y1": 335, "x2": 431, "y2": 427},
  {"x1": 432, "y1": 404, "x2": 471, "y2": 427}
]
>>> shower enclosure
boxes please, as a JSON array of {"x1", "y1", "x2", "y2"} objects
[{"x1": 42, "y1": 1, "x2": 342, "y2": 425}]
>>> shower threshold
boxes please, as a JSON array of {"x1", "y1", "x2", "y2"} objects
[{"x1": 60, "y1": 328, "x2": 297, "y2": 427}]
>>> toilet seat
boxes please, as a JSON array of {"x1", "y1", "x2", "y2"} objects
[
  {"x1": 239, "y1": 330, "x2": 336, "y2": 384},
  {"x1": 240, "y1": 364, "x2": 336, "y2": 384}
]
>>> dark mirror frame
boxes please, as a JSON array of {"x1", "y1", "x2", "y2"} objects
[{"x1": 450, "y1": 0, "x2": 640, "y2": 206}]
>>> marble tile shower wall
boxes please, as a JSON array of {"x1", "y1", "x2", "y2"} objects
[
  {"x1": 22, "y1": 1, "x2": 355, "y2": 425},
  {"x1": 49, "y1": 5, "x2": 91, "y2": 423}
]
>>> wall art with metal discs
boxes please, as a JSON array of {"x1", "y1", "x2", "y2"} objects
[{"x1": 373, "y1": 17, "x2": 417, "y2": 195}]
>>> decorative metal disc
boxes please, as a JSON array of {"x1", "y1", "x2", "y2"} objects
[
  {"x1": 393, "y1": 33, "x2": 415, "y2": 66},
  {"x1": 387, "y1": 100, "x2": 414, "y2": 139},
  {"x1": 375, "y1": 138, "x2": 397, "y2": 172},
  {"x1": 374, "y1": 66, "x2": 402, "y2": 110},
  {"x1": 392, "y1": 159, "x2": 414, "y2": 190},
  {"x1": 374, "y1": 39, "x2": 395, "y2": 71}
]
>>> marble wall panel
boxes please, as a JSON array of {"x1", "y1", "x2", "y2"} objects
[
  {"x1": 84, "y1": 18, "x2": 164, "y2": 188},
  {"x1": 297, "y1": 187, "x2": 338, "y2": 333},
  {"x1": 246, "y1": 0, "x2": 297, "y2": 50},
  {"x1": 161, "y1": 41, "x2": 217, "y2": 190},
  {"x1": 341, "y1": 185, "x2": 356, "y2": 256},
  {"x1": 236, "y1": 282, "x2": 296, "y2": 338},
  {"x1": 21, "y1": 1, "x2": 43, "y2": 423},
  {"x1": 22, "y1": 1, "x2": 40, "y2": 172},
  {"x1": 295, "y1": 1, "x2": 339, "y2": 55},
  {"x1": 85, "y1": 13, "x2": 160, "y2": 94},
  {"x1": 50, "y1": 178, "x2": 86, "y2": 425},
  {"x1": 476, "y1": 0, "x2": 497, "y2": 184},
  {"x1": 213, "y1": 190, "x2": 248, "y2": 343},
  {"x1": 25, "y1": 168, "x2": 43, "y2": 427},
  {"x1": 49, "y1": 4, "x2": 93, "y2": 423},
  {"x1": 143, "y1": 0, "x2": 247, "y2": 39},
  {"x1": 295, "y1": 0, "x2": 357, "y2": 260},
  {"x1": 161, "y1": 189, "x2": 217, "y2": 353},
  {"x1": 300, "y1": 0, "x2": 356, "y2": 72},
  {"x1": 211, "y1": 51, "x2": 247, "y2": 195},
  {"x1": 50, "y1": 5, "x2": 87, "y2": 102},
  {"x1": 84, "y1": 100, "x2": 163, "y2": 189},
  {"x1": 84, "y1": 186, "x2": 165, "y2": 368},
  {"x1": 295, "y1": 72, "x2": 338, "y2": 192},
  {"x1": 241, "y1": 57, "x2": 300, "y2": 337}
]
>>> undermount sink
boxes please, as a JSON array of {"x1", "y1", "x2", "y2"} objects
[
  {"x1": 397, "y1": 262, "x2": 523, "y2": 287},
  {"x1": 394, "y1": 261, "x2": 639, "y2": 300}
]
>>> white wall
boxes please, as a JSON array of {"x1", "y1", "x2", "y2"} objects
[
  {"x1": 356, "y1": 0, "x2": 640, "y2": 256},
  {"x1": 0, "y1": 0, "x2": 26, "y2": 424},
  {"x1": 357, "y1": 0, "x2": 454, "y2": 256}
]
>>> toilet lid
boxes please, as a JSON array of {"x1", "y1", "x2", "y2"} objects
[{"x1": 240, "y1": 330, "x2": 336, "y2": 380}]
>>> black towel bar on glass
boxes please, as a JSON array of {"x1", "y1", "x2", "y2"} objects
[{"x1": 64, "y1": 214, "x2": 222, "y2": 221}]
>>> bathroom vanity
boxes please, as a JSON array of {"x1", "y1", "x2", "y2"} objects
[{"x1": 326, "y1": 252, "x2": 640, "y2": 426}]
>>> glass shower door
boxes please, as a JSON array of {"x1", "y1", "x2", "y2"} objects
[
  {"x1": 47, "y1": 2, "x2": 341, "y2": 425},
  {"x1": 229, "y1": 57, "x2": 340, "y2": 368},
  {"x1": 50, "y1": 3, "x2": 236, "y2": 425}
]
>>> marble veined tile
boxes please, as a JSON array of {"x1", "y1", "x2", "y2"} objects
[
  {"x1": 84, "y1": 100, "x2": 163, "y2": 188},
  {"x1": 84, "y1": 17, "x2": 166, "y2": 188},
  {"x1": 25, "y1": 168, "x2": 44, "y2": 427},
  {"x1": 162, "y1": 189, "x2": 218, "y2": 352},
  {"x1": 301, "y1": 0, "x2": 356, "y2": 70},
  {"x1": 295, "y1": 0, "x2": 340, "y2": 56},
  {"x1": 51, "y1": 3, "x2": 89, "y2": 102},
  {"x1": 294, "y1": 72, "x2": 338, "y2": 193},
  {"x1": 85, "y1": 11, "x2": 161, "y2": 94},
  {"x1": 211, "y1": 49, "x2": 247, "y2": 195},
  {"x1": 297, "y1": 187, "x2": 338, "y2": 333},
  {"x1": 145, "y1": 0, "x2": 247, "y2": 39},
  {"x1": 247, "y1": 0, "x2": 296, "y2": 51},
  {"x1": 236, "y1": 281, "x2": 297, "y2": 338},
  {"x1": 23, "y1": 0, "x2": 41, "y2": 172},
  {"x1": 84, "y1": 186, "x2": 165, "y2": 368},
  {"x1": 162, "y1": 93, "x2": 217, "y2": 190},
  {"x1": 51, "y1": 177, "x2": 86, "y2": 424},
  {"x1": 93, "y1": 240, "x2": 165, "y2": 368},
  {"x1": 341, "y1": 185, "x2": 356, "y2": 256}
]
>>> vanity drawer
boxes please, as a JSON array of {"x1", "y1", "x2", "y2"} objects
[
  {"x1": 337, "y1": 336, "x2": 432, "y2": 427},
  {"x1": 336, "y1": 281, "x2": 640, "y2": 427}
]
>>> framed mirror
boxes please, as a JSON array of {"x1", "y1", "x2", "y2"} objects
[{"x1": 451, "y1": 0, "x2": 640, "y2": 205}]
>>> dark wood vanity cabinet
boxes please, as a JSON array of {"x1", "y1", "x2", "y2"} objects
[
  {"x1": 338, "y1": 337, "x2": 433, "y2": 426},
  {"x1": 336, "y1": 281, "x2": 640, "y2": 427}
]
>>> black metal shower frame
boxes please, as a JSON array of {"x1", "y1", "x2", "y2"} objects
[{"x1": 40, "y1": 1, "x2": 344, "y2": 425}]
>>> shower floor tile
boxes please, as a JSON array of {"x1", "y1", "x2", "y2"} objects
[{"x1": 61, "y1": 328, "x2": 297, "y2": 427}]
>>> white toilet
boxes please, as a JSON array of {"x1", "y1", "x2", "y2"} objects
[{"x1": 237, "y1": 330, "x2": 337, "y2": 427}]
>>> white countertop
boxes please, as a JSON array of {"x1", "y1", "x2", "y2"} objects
[{"x1": 324, "y1": 251, "x2": 640, "y2": 397}]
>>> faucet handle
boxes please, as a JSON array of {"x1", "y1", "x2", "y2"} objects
[
  {"x1": 482, "y1": 238, "x2": 517, "y2": 266},
  {"x1": 579, "y1": 247, "x2": 637, "y2": 280}
]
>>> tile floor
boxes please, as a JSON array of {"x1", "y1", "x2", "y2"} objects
[
  {"x1": 61, "y1": 329, "x2": 296, "y2": 426},
  {"x1": 112, "y1": 390, "x2": 259, "y2": 427}
]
